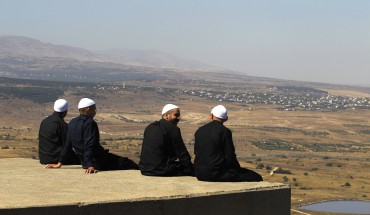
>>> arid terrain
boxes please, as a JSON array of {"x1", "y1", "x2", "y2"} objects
[{"x1": 1, "y1": 76, "x2": 370, "y2": 215}]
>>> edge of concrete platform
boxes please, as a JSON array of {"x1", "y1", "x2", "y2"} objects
[
  {"x1": 0, "y1": 158, "x2": 291, "y2": 215},
  {"x1": 0, "y1": 188, "x2": 291, "y2": 215}
]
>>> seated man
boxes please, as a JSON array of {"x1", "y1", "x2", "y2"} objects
[
  {"x1": 38, "y1": 99, "x2": 79, "y2": 165},
  {"x1": 46, "y1": 98, "x2": 138, "y2": 173},
  {"x1": 139, "y1": 104, "x2": 194, "y2": 176},
  {"x1": 194, "y1": 105, "x2": 262, "y2": 182}
]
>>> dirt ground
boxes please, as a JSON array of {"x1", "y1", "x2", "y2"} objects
[{"x1": 1, "y1": 86, "x2": 370, "y2": 215}]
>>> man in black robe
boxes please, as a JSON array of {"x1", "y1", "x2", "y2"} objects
[
  {"x1": 139, "y1": 104, "x2": 194, "y2": 176},
  {"x1": 194, "y1": 105, "x2": 262, "y2": 182},
  {"x1": 38, "y1": 99, "x2": 79, "y2": 165},
  {"x1": 45, "y1": 98, "x2": 138, "y2": 173}
]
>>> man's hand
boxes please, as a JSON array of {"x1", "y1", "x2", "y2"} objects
[
  {"x1": 45, "y1": 162, "x2": 62, "y2": 169},
  {"x1": 85, "y1": 166, "x2": 98, "y2": 174}
]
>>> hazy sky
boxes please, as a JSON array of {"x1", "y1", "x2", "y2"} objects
[{"x1": 1, "y1": 0, "x2": 370, "y2": 85}]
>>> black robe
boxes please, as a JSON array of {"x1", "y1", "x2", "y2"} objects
[
  {"x1": 194, "y1": 120, "x2": 239, "y2": 180},
  {"x1": 139, "y1": 119, "x2": 193, "y2": 176},
  {"x1": 38, "y1": 112, "x2": 79, "y2": 165},
  {"x1": 60, "y1": 114, "x2": 137, "y2": 170}
]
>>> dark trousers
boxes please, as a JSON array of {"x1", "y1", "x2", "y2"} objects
[
  {"x1": 40, "y1": 152, "x2": 80, "y2": 165},
  {"x1": 141, "y1": 161, "x2": 194, "y2": 177},
  {"x1": 100, "y1": 153, "x2": 139, "y2": 171},
  {"x1": 218, "y1": 167, "x2": 263, "y2": 182},
  {"x1": 63, "y1": 153, "x2": 81, "y2": 165},
  {"x1": 165, "y1": 161, "x2": 194, "y2": 177},
  {"x1": 197, "y1": 167, "x2": 263, "y2": 182}
]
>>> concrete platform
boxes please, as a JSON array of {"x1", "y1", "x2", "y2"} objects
[{"x1": 0, "y1": 158, "x2": 290, "y2": 215}]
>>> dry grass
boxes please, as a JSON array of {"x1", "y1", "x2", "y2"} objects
[{"x1": 1, "y1": 86, "x2": 370, "y2": 215}]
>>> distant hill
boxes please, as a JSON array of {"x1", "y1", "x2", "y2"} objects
[
  {"x1": 2, "y1": 35, "x2": 370, "y2": 95},
  {"x1": 0, "y1": 35, "x2": 235, "y2": 82},
  {"x1": 0, "y1": 35, "x2": 98, "y2": 61},
  {"x1": 95, "y1": 49, "x2": 213, "y2": 69},
  {"x1": 0, "y1": 35, "x2": 214, "y2": 70}
]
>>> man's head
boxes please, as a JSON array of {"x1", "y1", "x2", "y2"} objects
[
  {"x1": 162, "y1": 104, "x2": 180, "y2": 125},
  {"x1": 211, "y1": 105, "x2": 228, "y2": 123},
  {"x1": 78, "y1": 98, "x2": 96, "y2": 118},
  {"x1": 54, "y1": 99, "x2": 68, "y2": 118}
]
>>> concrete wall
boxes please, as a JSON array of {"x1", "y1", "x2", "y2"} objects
[
  {"x1": 0, "y1": 189, "x2": 290, "y2": 215},
  {"x1": 0, "y1": 159, "x2": 291, "y2": 215}
]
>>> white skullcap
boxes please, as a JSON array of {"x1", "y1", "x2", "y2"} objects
[
  {"x1": 54, "y1": 99, "x2": 68, "y2": 112},
  {"x1": 162, "y1": 104, "x2": 179, "y2": 115},
  {"x1": 78, "y1": 98, "x2": 95, "y2": 109},
  {"x1": 211, "y1": 105, "x2": 228, "y2": 120}
]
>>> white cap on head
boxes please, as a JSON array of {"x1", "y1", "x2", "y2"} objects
[
  {"x1": 54, "y1": 99, "x2": 68, "y2": 112},
  {"x1": 162, "y1": 104, "x2": 179, "y2": 115},
  {"x1": 211, "y1": 105, "x2": 228, "y2": 120},
  {"x1": 78, "y1": 98, "x2": 95, "y2": 109}
]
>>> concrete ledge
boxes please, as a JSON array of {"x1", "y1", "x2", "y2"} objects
[{"x1": 0, "y1": 158, "x2": 290, "y2": 215}]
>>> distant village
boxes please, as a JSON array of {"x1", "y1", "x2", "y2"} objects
[
  {"x1": 90, "y1": 81, "x2": 370, "y2": 112},
  {"x1": 174, "y1": 85, "x2": 370, "y2": 112}
]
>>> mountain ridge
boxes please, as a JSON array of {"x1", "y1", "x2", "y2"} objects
[
  {"x1": 2, "y1": 35, "x2": 369, "y2": 92},
  {"x1": 0, "y1": 35, "x2": 215, "y2": 70}
]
